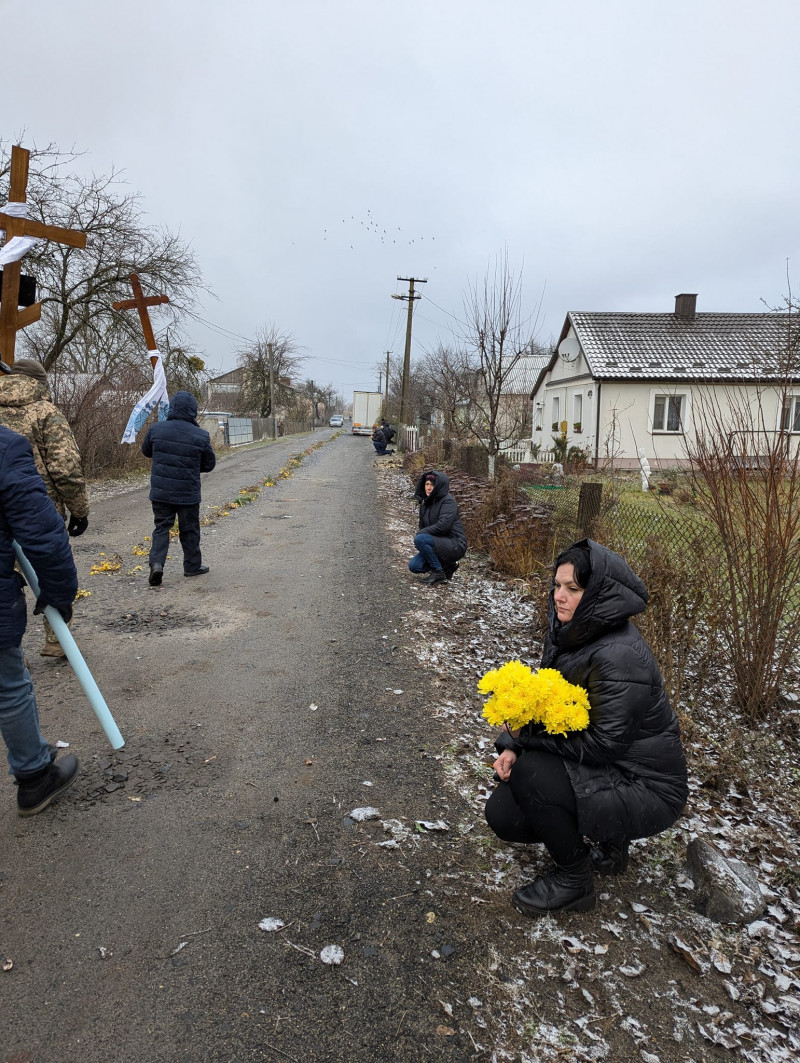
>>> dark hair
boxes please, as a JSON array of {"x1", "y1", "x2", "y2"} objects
[{"x1": 554, "y1": 545, "x2": 591, "y2": 588}]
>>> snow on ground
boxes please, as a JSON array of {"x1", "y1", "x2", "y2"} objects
[{"x1": 377, "y1": 461, "x2": 800, "y2": 1063}]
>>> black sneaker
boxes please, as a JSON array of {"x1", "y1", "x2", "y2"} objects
[
  {"x1": 184, "y1": 566, "x2": 209, "y2": 577},
  {"x1": 16, "y1": 755, "x2": 79, "y2": 817},
  {"x1": 149, "y1": 563, "x2": 163, "y2": 586}
]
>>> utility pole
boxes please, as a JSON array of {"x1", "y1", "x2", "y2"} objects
[
  {"x1": 384, "y1": 351, "x2": 390, "y2": 413},
  {"x1": 378, "y1": 370, "x2": 383, "y2": 393},
  {"x1": 268, "y1": 342, "x2": 277, "y2": 439},
  {"x1": 309, "y1": 378, "x2": 315, "y2": 430},
  {"x1": 392, "y1": 277, "x2": 426, "y2": 430}
]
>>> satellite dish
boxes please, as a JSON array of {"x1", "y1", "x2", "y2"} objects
[{"x1": 558, "y1": 336, "x2": 580, "y2": 363}]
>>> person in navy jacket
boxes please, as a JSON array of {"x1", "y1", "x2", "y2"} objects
[
  {"x1": 141, "y1": 391, "x2": 216, "y2": 586},
  {"x1": 0, "y1": 423, "x2": 79, "y2": 815}
]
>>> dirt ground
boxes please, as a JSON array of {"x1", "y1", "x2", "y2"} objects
[{"x1": 1, "y1": 431, "x2": 798, "y2": 1063}]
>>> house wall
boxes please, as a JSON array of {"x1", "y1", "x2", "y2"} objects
[
  {"x1": 534, "y1": 350, "x2": 799, "y2": 469},
  {"x1": 533, "y1": 334, "x2": 595, "y2": 453}
]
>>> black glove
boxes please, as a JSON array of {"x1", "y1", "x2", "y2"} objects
[
  {"x1": 34, "y1": 598, "x2": 73, "y2": 625},
  {"x1": 68, "y1": 514, "x2": 89, "y2": 537}
]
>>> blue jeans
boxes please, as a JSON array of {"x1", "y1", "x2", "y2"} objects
[
  {"x1": 373, "y1": 441, "x2": 388, "y2": 455},
  {"x1": 0, "y1": 645, "x2": 50, "y2": 777},
  {"x1": 408, "y1": 532, "x2": 443, "y2": 573}
]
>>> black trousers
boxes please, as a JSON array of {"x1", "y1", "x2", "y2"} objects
[
  {"x1": 149, "y1": 501, "x2": 202, "y2": 573},
  {"x1": 484, "y1": 750, "x2": 586, "y2": 866}
]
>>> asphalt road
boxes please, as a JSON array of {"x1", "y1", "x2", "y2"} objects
[{"x1": 1, "y1": 430, "x2": 487, "y2": 1063}]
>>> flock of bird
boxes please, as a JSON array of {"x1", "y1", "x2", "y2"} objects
[{"x1": 323, "y1": 208, "x2": 435, "y2": 250}]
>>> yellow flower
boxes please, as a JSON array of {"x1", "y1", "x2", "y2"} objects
[{"x1": 478, "y1": 662, "x2": 590, "y2": 735}]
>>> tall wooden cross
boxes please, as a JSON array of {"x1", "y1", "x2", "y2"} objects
[
  {"x1": 0, "y1": 145, "x2": 88, "y2": 366},
  {"x1": 112, "y1": 273, "x2": 170, "y2": 368}
]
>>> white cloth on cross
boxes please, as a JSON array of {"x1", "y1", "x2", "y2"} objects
[
  {"x1": 121, "y1": 350, "x2": 170, "y2": 444},
  {"x1": 0, "y1": 201, "x2": 41, "y2": 265}
]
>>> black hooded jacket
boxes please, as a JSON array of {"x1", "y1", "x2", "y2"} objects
[
  {"x1": 498, "y1": 539, "x2": 688, "y2": 843},
  {"x1": 413, "y1": 470, "x2": 467, "y2": 564},
  {"x1": 141, "y1": 391, "x2": 216, "y2": 506}
]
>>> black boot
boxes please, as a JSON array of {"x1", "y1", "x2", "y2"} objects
[
  {"x1": 590, "y1": 839, "x2": 630, "y2": 876},
  {"x1": 149, "y1": 563, "x2": 163, "y2": 586},
  {"x1": 443, "y1": 561, "x2": 459, "y2": 580},
  {"x1": 16, "y1": 755, "x2": 79, "y2": 817},
  {"x1": 512, "y1": 854, "x2": 595, "y2": 917},
  {"x1": 422, "y1": 568, "x2": 447, "y2": 585}
]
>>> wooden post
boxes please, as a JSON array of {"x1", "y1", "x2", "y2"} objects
[
  {"x1": 0, "y1": 145, "x2": 87, "y2": 365},
  {"x1": 577, "y1": 482, "x2": 603, "y2": 538},
  {"x1": 112, "y1": 273, "x2": 170, "y2": 368}
]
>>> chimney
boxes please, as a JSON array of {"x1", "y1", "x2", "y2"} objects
[{"x1": 674, "y1": 293, "x2": 697, "y2": 320}]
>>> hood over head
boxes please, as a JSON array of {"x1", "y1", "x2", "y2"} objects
[
  {"x1": 11, "y1": 358, "x2": 48, "y2": 384},
  {"x1": 167, "y1": 390, "x2": 198, "y2": 422},
  {"x1": 549, "y1": 538, "x2": 648, "y2": 652},
  {"x1": 414, "y1": 469, "x2": 450, "y2": 502}
]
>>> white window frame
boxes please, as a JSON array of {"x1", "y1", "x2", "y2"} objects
[
  {"x1": 649, "y1": 389, "x2": 689, "y2": 434},
  {"x1": 573, "y1": 393, "x2": 583, "y2": 429},
  {"x1": 551, "y1": 395, "x2": 560, "y2": 429},
  {"x1": 780, "y1": 395, "x2": 800, "y2": 433}
]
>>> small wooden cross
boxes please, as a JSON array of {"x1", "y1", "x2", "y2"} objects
[
  {"x1": 112, "y1": 273, "x2": 170, "y2": 369},
  {"x1": 0, "y1": 145, "x2": 88, "y2": 366}
]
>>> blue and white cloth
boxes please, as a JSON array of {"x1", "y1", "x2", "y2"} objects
[{"x1": 121, "y1": 350, "x2": 169, "y2": 444}]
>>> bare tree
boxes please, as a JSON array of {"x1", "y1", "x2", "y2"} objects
[
  {"x1": 1, "y1": 143, "x2": 206, "y2": 373},
  {"x1": 236, "y1": 324, "x2": 304, "y2": 417},
  {"x1": 684, "y1": 311, "x2": 800, "y2": 719},
  {"x1": 416, "y1": 342, "x2": 472, "y2": 435},
  {"x1": 457, "y1": 252, "x2": 542, "y2": 477}
]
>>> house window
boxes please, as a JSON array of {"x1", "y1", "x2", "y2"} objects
[
  {"x1": 651, "y1": 393, "x2": 686, "y2": 433},
  {"x1": 781, "y1": 397, "x2": 800, "y2": 432},
  {"x1": 534, "y1": 403, "x2": 543, "y2": 431},
  {"x1": 551, "y1": 396, "x2": 560, "y2": 429},
  {"x1": 573, "y1": 394, "x2": 583, "y2": 429}
]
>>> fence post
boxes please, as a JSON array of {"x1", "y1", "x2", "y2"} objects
[{"x1": 577, "y1": 482, "x2": 603, "y2": 538}]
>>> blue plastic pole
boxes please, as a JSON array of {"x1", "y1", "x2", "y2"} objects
[{"x1": 13, "y1": 541, "x2": 125, "y2": 750}]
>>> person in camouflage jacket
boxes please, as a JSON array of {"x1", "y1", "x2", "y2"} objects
[
  {"x1": 0, "y1": 360, "x2": 89, "y2": 524},
  {"x1": 0, "y1": 359, "x2": 89, "y2": 656}
]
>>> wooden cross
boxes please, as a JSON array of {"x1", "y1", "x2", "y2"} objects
[
  {"x1": 0, "y1": 145, "x2": 88, "y2": 366},
  {"x1": 112, "y1": 273, "x2": 170, "y2": 368}
]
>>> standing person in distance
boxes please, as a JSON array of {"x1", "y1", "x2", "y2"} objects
[
  {"x1": 408, "y1": 470, "x2": 467, "y2": 585},
  {"x1": 141, "y1": 391, "x2": 216, "y2": 586},
  {"x1": 0, "y1": 423, "x2": 79, "y2": 815},
  {"x1": 0, "y1": 358, "x2": 89, "y2": 658}
]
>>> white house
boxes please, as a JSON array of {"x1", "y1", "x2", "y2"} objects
[{"x1": 530, "y1": 294, "x2": 799, "y2": 470}]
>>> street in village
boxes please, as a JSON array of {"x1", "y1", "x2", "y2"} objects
[
  {"x1": 3, "y1": 430, "x2": 800, "y2": 1063},
  {"x1": 2, "y1": 429, "x2": 499, "y2": 1063}
]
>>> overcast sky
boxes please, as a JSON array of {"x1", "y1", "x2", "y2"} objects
[{"x1": 7, "y1": 0, "x2": 800, "y2": 399}]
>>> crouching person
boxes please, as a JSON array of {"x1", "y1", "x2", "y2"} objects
[
  {"x1": 408, "y1": 470, "x2": 467, "y2": 585},
  {"x1": 0, "y1": 425, "x2": 79, "y2": 816},
  {"x1": 484, "y1": 541, "x2": 688, "y2": 917}
]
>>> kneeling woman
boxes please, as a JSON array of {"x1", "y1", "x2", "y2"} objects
[
  {"x1": 485, "y1": 540, "x2": 688, "y2": 917},
  {"x1": 409, "y1": 471, "x2": 467, "y2": 585}
]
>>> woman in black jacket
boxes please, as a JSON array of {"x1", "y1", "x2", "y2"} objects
[
  {"x1": 485, "y1": 539, "x2": 688, "y2": 917},
  {"x1": 409, "y1": 470, "x2": 467, "y2": 585}
]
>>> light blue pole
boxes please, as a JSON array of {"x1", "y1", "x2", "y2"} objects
[{"x1": 13, "y1": 541, "x2": 125, "y2": 750}]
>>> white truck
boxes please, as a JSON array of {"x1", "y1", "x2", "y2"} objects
[{"x1": 351, "y1": 391, "x2": 383, "y2": 436}]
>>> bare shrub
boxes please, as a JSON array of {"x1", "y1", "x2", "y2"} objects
[
  {"x1": 630, "y1": 532, "x2": 722, "y2": 713},
  {"x1": 51, "y1": 372, "x2": 155, "y2": 477},
  {"x1": 686, "y1": 368, "x2": 800, "y2": 720}
]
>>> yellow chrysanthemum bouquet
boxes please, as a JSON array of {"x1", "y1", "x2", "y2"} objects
[{"x1": 477, "y1": 660, "x2": 591, "y2": 736}]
